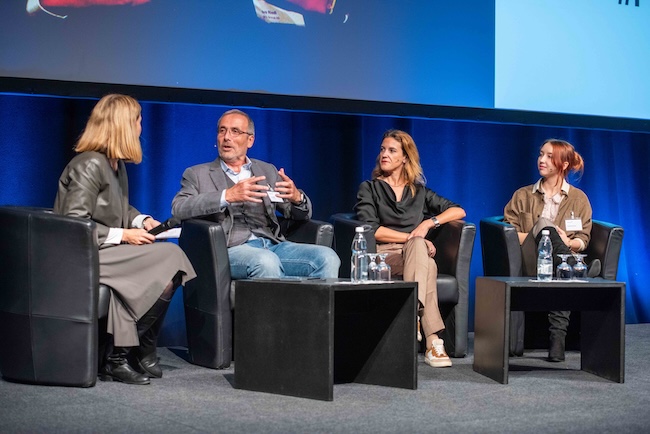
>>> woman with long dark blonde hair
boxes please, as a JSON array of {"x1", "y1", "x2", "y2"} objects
[
  {"x1": 504, "y1": 138, "x2": 596, "y2": 362},
  {"x1": 54, "y1": 94, "x2": 196, "y2": 385},
  {"x1": 355, "y1": 129, "x2": 466, "y2": 368}
]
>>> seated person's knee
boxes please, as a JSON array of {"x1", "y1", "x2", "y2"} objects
[{"x1": 247, "y1": 251, "x2": 283, "y2": 278}]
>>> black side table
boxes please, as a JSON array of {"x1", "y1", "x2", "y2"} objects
[
  {"x1": 473, "y1": 277, "x2": 625, "y2": 384},
  {"x1": 234, "y1": 278, "x2": 418, "y2": 401}
]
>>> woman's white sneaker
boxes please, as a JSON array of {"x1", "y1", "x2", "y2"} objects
[{"x1": 424, "y1": 339, "x2": 452, "y2": 368}]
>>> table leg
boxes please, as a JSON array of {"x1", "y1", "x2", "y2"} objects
[
  {"x1": 474, "y1": 278, "x2": 510, "y2": 384},
  {"x1": 580, "y1": 287, "x2": 625, "y2": 383}
]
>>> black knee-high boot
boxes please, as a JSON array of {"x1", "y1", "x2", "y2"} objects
[
  {"x1": 135, "y1": 297, "x2": 171, "y2": 378},
  {"x1": 99, "y1": 344, "x2": 150, "y2": 385},
  {"x1": 548, "y1": 310, "x2": 570, "y2": 362}
]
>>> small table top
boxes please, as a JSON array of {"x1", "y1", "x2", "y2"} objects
[
  {"x1": 477, "y1": 276, "x2": 625, "y2": 287},
  {"x1": 242, "y1": 277, "x2": 417, "y2": 291}
]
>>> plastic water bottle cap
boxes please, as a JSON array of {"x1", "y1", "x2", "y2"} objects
[
  {"x1": 355, "y1": 226, "x2": 364, "y2": 233},
  {"x1": 541, "y1": 229, "x2": 550, "y2": 235}
]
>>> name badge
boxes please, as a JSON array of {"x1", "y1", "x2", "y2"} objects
[
  {"x1": 267, "y1": 191, "x2": 284, "y2": 203},
  {"x1": 565, "y1": 218, "x2": 583, "y2": 231}
]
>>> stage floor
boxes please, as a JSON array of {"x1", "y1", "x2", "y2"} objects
[{"x1": 1, "y1": 324, "x2": 649, "y2": 433}]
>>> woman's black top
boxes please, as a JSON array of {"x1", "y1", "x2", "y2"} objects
[{"x1": 354, "y1": 179, "x2": 461, "y2": 234}]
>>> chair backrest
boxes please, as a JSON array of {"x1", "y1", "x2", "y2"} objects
[
  {"x1": 0, "y1": 206, "x2": 100, "y2": 387},
  {"x1": 480, "y1": 215, "x2": 624, "y2": 280}
]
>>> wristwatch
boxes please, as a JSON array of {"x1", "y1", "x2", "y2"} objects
[
  {"x1": 296, "y1": 193, "x2": 307, "y2": 205},
  {"x1": 431, "y1": 216, "x2": 441, "y2": 229}
]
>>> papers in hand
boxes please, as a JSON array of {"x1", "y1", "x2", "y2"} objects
[{"x1": 154, "y1": 227, "x2": 181, "y2": 240}]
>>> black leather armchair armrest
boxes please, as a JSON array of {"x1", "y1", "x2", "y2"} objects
[
  {"x1": 178, "y1": 219, "x2": 233, "y2": 369},
  {"x1": 431, "y1": 220, "x2": 475, "y2": 281},
  {"x1": 280, "y1": 218, "x2": 334, "y2": 247},
  {"x1": 480, "y1": 216, "x2": 524, "y2": 277},
  {"x1": 585, "y1": 220, "x2": 624, "y2": 280}
]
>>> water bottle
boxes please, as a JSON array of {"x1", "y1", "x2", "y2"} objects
[
  {"x1": 351, "y1": 226, "x2": 368, "y2": 282},
  {"x1": 536, "y1": 229, "x2": 553, "y2": 281}
]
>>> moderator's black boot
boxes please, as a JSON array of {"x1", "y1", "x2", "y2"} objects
[
  {"x1": 99, "y1": 347, "x2": 150, "y2": 385},
  {"x1": 135, "y1": 298, "x2": 171, "y2": 378}
]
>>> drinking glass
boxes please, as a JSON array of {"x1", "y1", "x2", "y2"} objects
[
  {"x1": 572, "y1": 253, "x2": 588, "y2": 279},
  {"x1": 366, "y1": 253, "x2": 379, "y2": 281},
  {"x1": 556, "y1": 254, "x2": 573, "y2": 280},
  {"x1": 377, "y1": 253, "x2": 391, "y2": 281}
]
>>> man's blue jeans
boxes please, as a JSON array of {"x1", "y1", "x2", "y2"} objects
[{"x1": 228, "y1": 237, "x2": 340, "y2": 279}]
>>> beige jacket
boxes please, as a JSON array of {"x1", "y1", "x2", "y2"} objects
[{"x1": 504, "y1": 181, "x2": 593, "y2": 249}]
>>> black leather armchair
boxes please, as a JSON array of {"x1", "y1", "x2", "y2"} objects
[
  {"x1": 178, "y1": 218, "x2": 335, "y2": 369},
  {"x1": 330, "y1": 213, "x2": 476, "y2": 358},
  {"x1": 480, "y1": 215, "x2": 624, "y2": 352},
  {"x1": 0, "y1": 206, "x2": 111, "y2": 387}
]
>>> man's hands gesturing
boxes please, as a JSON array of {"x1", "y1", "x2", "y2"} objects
[
  {"x1": 275, "y1": 168, "x2": 303, "y2": 204},
  {"x1": 224, "y1": 170, "x2": 304, "y2": 205},
  {"x1": 225, "y1": 175, "x2": 269, "y2": 204}
]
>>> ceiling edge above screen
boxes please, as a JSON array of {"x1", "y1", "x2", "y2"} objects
[{"x1": 2, "y1": 77, "x2": 649, "y2": 133}]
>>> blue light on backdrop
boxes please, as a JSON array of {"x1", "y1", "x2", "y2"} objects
[
  {"x1": 1, "y1": 94, "x2": 647, "y2": 347},
  {"x1": 1, "y1": 0, "x2": 649, "y2": 345}
]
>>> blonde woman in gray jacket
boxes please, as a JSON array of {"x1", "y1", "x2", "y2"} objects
[{"x1": 54, "y1": 94, "x2": 196, "y2": 385}]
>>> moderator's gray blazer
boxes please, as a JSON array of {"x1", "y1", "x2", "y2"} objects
[{"x1": 171, "y1": 158, "x2": 312, "y2": 245}]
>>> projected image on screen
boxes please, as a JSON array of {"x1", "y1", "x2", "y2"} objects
[
  {"x1": 2, "y1": 0, "x2": 494, "y2": 110},
  {"x1": 26, "y1": 0, "x2": 149, "y2": 19},
  {"x1": 254, "y1": 0, "x2": 345, "y2": 26}
]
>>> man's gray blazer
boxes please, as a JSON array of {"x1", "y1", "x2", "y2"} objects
[{"x1": 171, "y1": 158, "x2": 312, "y2": 245}]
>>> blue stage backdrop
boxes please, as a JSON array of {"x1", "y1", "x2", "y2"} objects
[{"x1": 1, "y1": 93, "x2": 648, "y2": 346}]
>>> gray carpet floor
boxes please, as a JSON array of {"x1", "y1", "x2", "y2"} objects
[{"x1": 1, "y1": 324, "x2": 649, "y2": 433}]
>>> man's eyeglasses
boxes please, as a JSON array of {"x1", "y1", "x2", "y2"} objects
[{"x1": 218, "y1": 127, "x2": 253, "y2": 137}]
